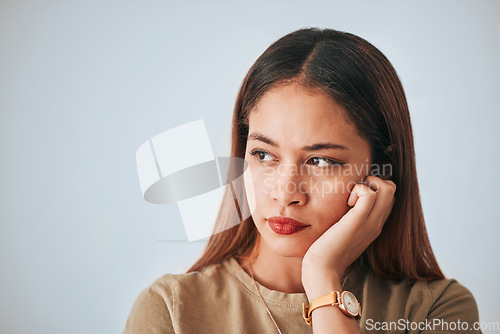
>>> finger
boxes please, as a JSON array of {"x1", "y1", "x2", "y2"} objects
[
  {"x1": 347, "y1": 182, "x2": 373, "y2": 206},
  {"x1": 364, "y1": 176, "x2": 396, "y2": 194},
  {"x1": 363, "y1": 176, "x2": 397, "y2": 226},
  {"x1": 347, "y1": 183, "x2": 377, "y2": 221},
  {"x1": 363, "y1": 176, "x2": 396, "y2": 190},
  {"x1": 383, "y1": 179, "x2": 397, "y2": 193},
  {"x1": 321, "y1": 183, "x2": 376, "y2": 240}
]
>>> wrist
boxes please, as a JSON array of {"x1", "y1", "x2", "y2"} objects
[
  {"x1": 302, "y1": 265, "x2": 344, "y2": 299},
  {"x1": 302, "y1": 290, "x2": 362, "y2": 326}
]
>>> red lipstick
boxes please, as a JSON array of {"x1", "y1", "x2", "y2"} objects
[{"x1": 267, "y1": 216, "x2": 309, "y2": 235}]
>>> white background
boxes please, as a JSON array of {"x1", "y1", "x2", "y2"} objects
[{"x1": 0, "y1": 1, "x2": 498, "y2": 333}]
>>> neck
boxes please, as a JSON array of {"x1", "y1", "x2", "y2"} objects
[{"x1": 239, "y1": 239, "x2": 305, "y2": 293}]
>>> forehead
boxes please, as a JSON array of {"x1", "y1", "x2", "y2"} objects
[{"x1": 247, "y1": 83, "x2": 365, "y2": 147}]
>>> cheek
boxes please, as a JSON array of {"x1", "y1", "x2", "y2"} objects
[
  {"x1": 243, "y1": 165, "x2": 257, "y2": 214},
  {"x1": 245, "y1": 161, "x2": 271, "y2": 190},
  {"x1": 308, "y1": 173, "x2": 355, "y2": 197},
  {"x1": 243, "y1": 162, "x2": 273, "y2": 215},
  {"x1": 308, "y1": 177, "x2": 354, "y2": 225}
]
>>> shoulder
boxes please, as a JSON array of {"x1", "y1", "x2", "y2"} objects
[
  {"x1": 123, "y1": 259, "x2": 236, "y2": 334},
  {"x1": 412, "y1": 278, "x2": 480, "y2": 320},
  {"x1": 133, "y1": 259, "x2": 232, "y2": 301},
  {"x1": 362, "y1": 273, "x2": 481, "y2": 333},
  {"x1": 410, "y1": 278, "x2": 481, "y2": 333},
  {"x1": 123, "y1": 274, "x2": 175, "y2": 334}
]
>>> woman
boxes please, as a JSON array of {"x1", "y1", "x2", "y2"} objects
[{"x1": 124, "y1": 28, "x2": 481, "y2": 333}]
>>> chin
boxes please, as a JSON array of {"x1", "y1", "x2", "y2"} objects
[{"x1": 261, "y1": 231, "x2": 313, "y2": 258}]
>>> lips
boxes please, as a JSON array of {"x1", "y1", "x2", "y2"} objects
[{"x1": 267, "y1": 216, "x2": 309, "y2": 235}]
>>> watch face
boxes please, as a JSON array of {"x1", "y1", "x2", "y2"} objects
[{"x1": 341, "y1": 291, "x2": 360, "y2": 315}]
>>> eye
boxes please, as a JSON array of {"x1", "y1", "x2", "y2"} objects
[
  {"x1": 249, "y1": 149, "x2": 275, "y2": 162},
  {"x1": 306, "y1": 156, "x2": 343, "y2": 167}
]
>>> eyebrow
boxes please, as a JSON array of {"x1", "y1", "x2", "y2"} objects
[{"x1": 248, "y1": 132, "x2": 349, "y2": 151}]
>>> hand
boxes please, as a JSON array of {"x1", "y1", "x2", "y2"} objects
[{"x1": 301, "y1": 175, "x2": 396, "y2": 291}]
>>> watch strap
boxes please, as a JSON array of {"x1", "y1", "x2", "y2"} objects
[
  {"x1": 302, "y1": 291, "x2": 339, "y2": 326},
  {"x1": 302, "y1": 290, "x2": 361, "y2": 326}
]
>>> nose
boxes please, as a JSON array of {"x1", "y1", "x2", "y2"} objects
[{"x1": 270, "y1": 163, "x2": 307, "y2": 207}]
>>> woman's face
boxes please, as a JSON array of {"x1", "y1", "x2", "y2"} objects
[{"x1": 243, "y1": 82, "x2": 372, "y2": 258}]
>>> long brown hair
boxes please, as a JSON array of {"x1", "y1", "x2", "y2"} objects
[{"x1": 188, "y1": 28, "x2": 444, "y2": 281}]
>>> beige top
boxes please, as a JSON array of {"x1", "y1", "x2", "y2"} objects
[{"x1": 123, "y1": 257, "x2": 481, "y2": 333}]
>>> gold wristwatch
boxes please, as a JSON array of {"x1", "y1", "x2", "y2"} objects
[{"x1": 302, "y1": 291, "x2": 361, "y2": 326}]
